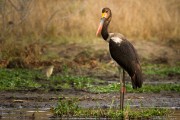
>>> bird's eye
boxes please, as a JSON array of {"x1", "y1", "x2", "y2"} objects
[{"x1": 106, "y1": 11, "x2": 108, "y2": 13}]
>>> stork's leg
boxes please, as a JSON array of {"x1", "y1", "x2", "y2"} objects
[{"x1": 119, "y1": 67, "x2": 125, "y2": 111}]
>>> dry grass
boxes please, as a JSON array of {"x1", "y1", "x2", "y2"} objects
[
  {"x1": 0, "y1": 0, "x2": 179, "y2": 63},
  {"x1": 0, "y1": 0, "x2": 179, "y2": 41}
]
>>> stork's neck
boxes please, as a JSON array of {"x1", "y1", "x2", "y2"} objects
[{"x1": 101, "y1": 21, "x2": 110, "y2": 40}]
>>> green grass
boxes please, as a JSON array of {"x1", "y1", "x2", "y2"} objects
[
  {"x1": 0, "y1": 68, "x2": 41, "y2": 90},
  {"x1": 53, "y1": 97, "x2": 79, "y2": 117},
  {"x1": 49, "y1": 75, "x2": 96, "y2": 90},
  {"x1": 52, "y1": 98, "x2": 170, "y2": 119},
  {"x1": 0, "y1": 68, "x2": 101, "y2": 91},
  {"x1": 88, "y1": 83, "x2": 180, "y2": 93},
  {"x1": 0, "y1": 66, "x2": 179, "y2": 93},
  {"x1": 142, "y1": 64, "x2": 180, "y2": 76}
]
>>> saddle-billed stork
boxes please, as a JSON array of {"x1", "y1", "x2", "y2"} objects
[{"x1": 96, "y1": 7, "x2": 143, "y2": 110}]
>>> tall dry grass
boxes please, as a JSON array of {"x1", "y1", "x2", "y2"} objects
[
  {"x1": 0, "y1": 0, "x2": 179, "y2": 63},
  {"x1": 0, "y1": 0, "x2": 179, "y2": 41}
]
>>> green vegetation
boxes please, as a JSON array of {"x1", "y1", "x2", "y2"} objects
[
  {"x1": 52, "y1": 98, "x2": 170, "y2": 119},
  {"x1": 0, "y1": 68, "x2": 100, "y2": 91},
  {"x1": 49, "y1": 75, "x2": 96, "y2": 90},
  {"x1": 53, "y1": 97, "x2": 79, "y2": 117},
  {"x1": 0, "y1": 68, "x2": 41, "y2": 90},
  {"x1": 0, "y1": 65, "x2": 178, "y2": 118},
  {"x1": 142, "y1": 64, "x2": 180, "y2": 76},
  {"x1": 88, "y1": 83, "x2": 180, "y2": 93},
  {"x1": 0, "y1": 68, "x2": 179, "y2": 93}
]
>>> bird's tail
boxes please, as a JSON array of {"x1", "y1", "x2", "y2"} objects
[{"x1": 131, "y1": 67, "x2": 143, "y2": 89}]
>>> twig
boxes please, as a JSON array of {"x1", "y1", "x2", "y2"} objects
[
  {"x1": 18, "y1": 0, "x2": 34, "y2": 25},
  {"x1": 7, "y1": 0, "x2": 19, "y2": 11},
  {"x1": 45, "y1": 10, "x2": 60, "y2": 32}
]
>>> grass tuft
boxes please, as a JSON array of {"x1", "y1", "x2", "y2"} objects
[
  {"x1": 52, "y1": 97, "x2": 79, "y2": 117},
  {"x1": 52, "y1": 98, "x2": 170, "y2": 119}
]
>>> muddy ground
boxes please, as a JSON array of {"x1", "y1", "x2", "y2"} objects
[
  {"x1": 0, "y1": 89, "x2": 180, "y2": 119},
  {"x1": 0, "y1": 90, "x2": 179, "y2": 109}
]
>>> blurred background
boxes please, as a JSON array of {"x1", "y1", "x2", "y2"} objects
[{"x1": 0, "y1": 0, "x2": 179, "y2": 68}]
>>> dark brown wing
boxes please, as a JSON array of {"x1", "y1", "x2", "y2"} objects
[{"x1": 109, "y1": 38, "x2": 143, "y2": 88}]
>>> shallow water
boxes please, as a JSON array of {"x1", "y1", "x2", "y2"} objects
[
  {"x1": 0, "y1": 108, "x2": 52, "y2": 120},
  {"x1": 0, "y1": 108, "x2": 180, "y2": 120}
]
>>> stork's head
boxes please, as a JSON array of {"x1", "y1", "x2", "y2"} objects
[
  {"x1": 96, "y1": 7, "x2": 112, "y2": 36},
  {"x1": 102, "y1": 7, "x2": 112, "y2": 20}
]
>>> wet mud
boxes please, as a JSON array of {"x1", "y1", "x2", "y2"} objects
[{"x1": 0, "y1": 90, "x2": 180, "y2": 119}]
